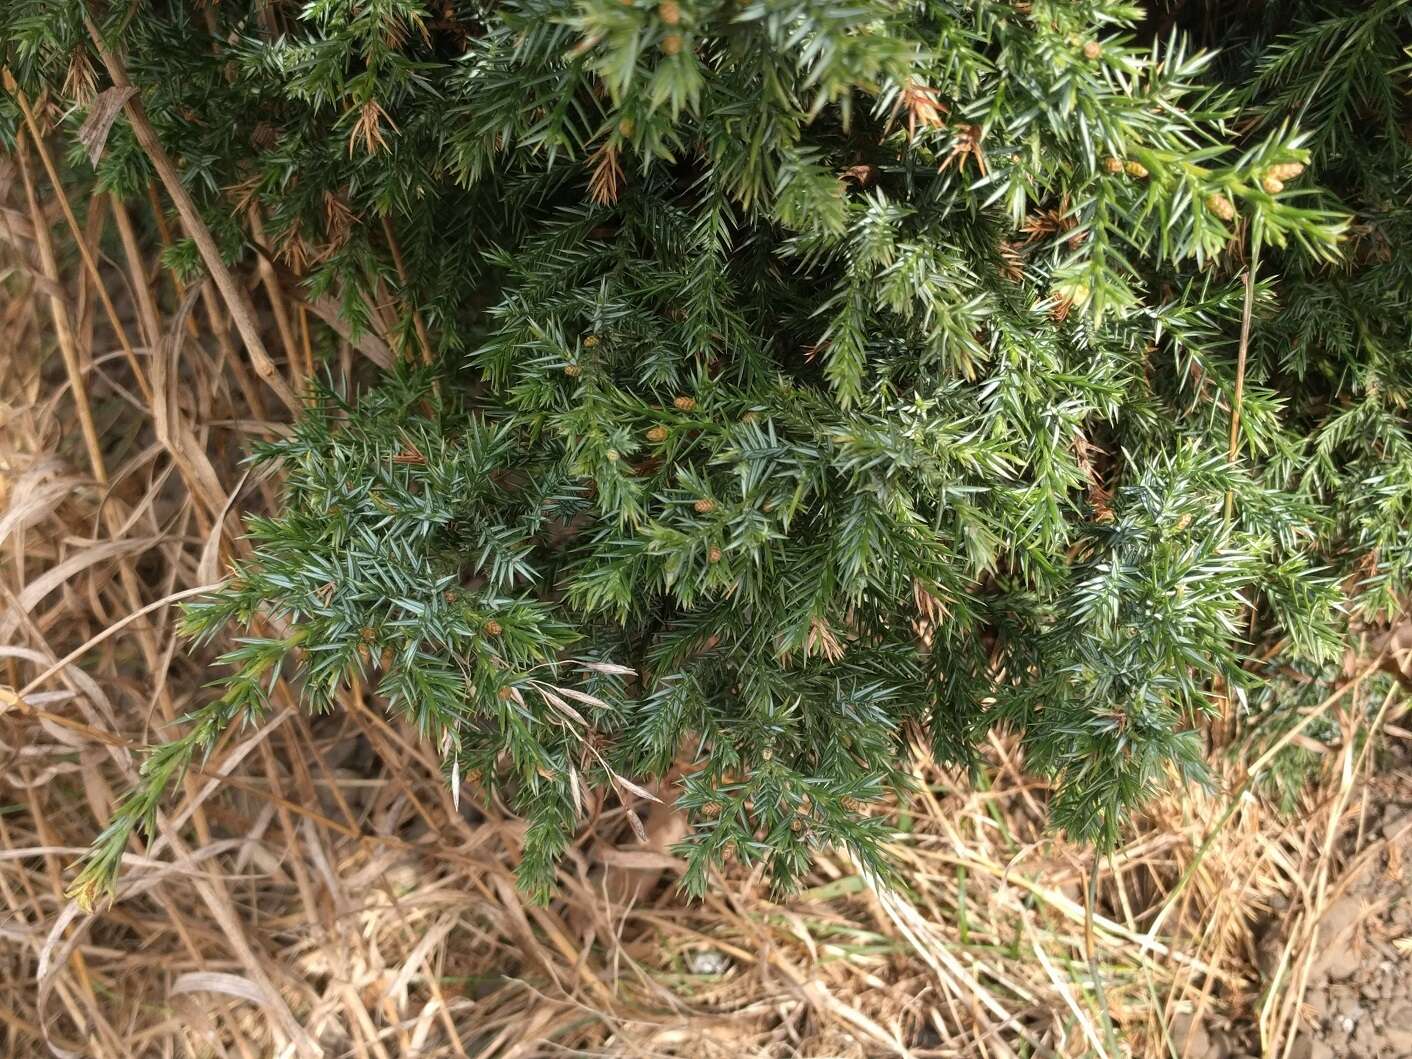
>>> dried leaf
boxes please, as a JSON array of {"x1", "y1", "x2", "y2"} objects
[
  {"x1": 170, "y1": 971, "x2": 277, "y2": 1009},
  {"x1": 554, "y1": 685, "x2": 610, "y2": 709},
  {"x1": 534, "y1": 684, "x2": 587, "y2": 726},
  {"x1": 575, "y1": 660, "x2": 636, "y2": 676},
  {"x1": 77, "y1": 86, "x2": 136, "y2": 166},
  {"x1": 611, "y1": 771, "x2": 663, "y2": 803},
  {"x1": 567, "y1": 760, "x2": 582, "y2": 820}
]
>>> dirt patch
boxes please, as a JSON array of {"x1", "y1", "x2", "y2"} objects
[
  {"x1": 1256, "y1": 766, "x2": 1412, "y2": 1059},
  {"x1": 1298, "y1": 804, "x2": 1412, "y2": 1058}
]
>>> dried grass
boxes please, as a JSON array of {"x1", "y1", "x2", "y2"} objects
[{"x1": 1, "y1": 132, "x2": 1406, "y2": 1059}]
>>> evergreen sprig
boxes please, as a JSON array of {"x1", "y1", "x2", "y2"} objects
[{"x1": 5, "y1": 0, "x2": 1407, "y2": 909}]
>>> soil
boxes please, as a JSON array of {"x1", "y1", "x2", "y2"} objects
[
  {"x1": 1289, "y1": 803, "x2": 1412, "y2": 1059},
  {"x1": 1251, "y1": 754, "x2": 1412, "y2": 1059}
]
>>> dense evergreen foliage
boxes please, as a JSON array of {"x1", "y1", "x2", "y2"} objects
[{"x1": 5, "y1": 0, "x2": 1408, "y2": 906}]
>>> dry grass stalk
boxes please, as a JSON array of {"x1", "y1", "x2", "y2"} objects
[{"x1": 82, "y1": 14, "x2": 300, "y2": 416}]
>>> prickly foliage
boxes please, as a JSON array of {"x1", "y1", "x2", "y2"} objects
[{"x1": 4, "y1": 0, "x2": 1407, "y2": 905}]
